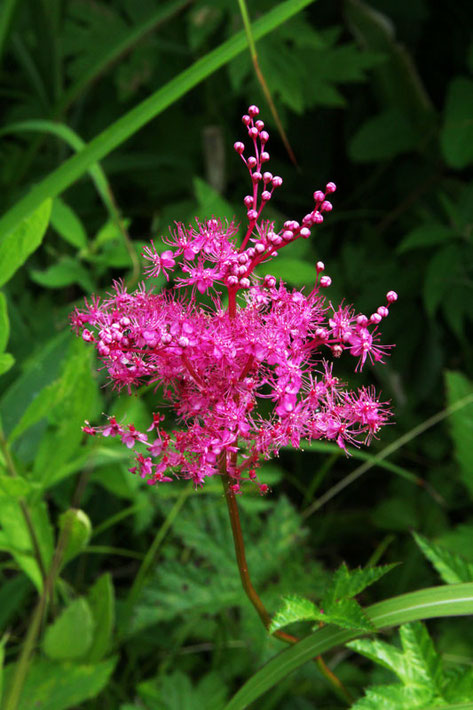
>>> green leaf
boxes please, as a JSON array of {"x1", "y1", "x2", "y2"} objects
[
  {"x1": 50, "y1": 197, "x2": 88, "y2": 249},
  {"x1": 349, "y1": 623, "x2": 443, "y2": 707},
  {"x1": 33, "y1": 340, "x2": 98, "y2": 486},
  {"x1": 349, "y1": 109, "x2": 416, "y2": 162},
  {"x1": 0, "y1": 353, "x2": 14, "y2": 376},
  {"x1": 58, "y1": 509, "x2": 92, "y2": 568},
  {"x1": 397, "y1": 224, "x2": 458, "y2": 253},
  {"x1": 0, "y1": 199, "x2": 52, "y2": 288},
  {"x1": 0, "y1": 633, "x2": 5, "y2": 705},
  {"x1": 414, "y1": 532, "x2": 473, "y2": 584},
  {"x1": 43, "y1": 598, "x2": 94, "y2": 661},
  {"x1": 329, "y1": 562, "x2": 397, "y2": 602},
  {"x1": 0, "y1": 293, "x2": 9, "y2": 352},
  {"x1": 0, "y1": 473, "x2": 35, "y2": 499},
  {"x1": 0, "y1": 499, "x2": 54, "y2": 591},
  {"x1": 350, "y1": 684, "x2": 432, "y2": 710},
  {"x1": 3, "y1": 656, "x2": 116, "y2": 710},
  {"x1": 445, "y1": 371, "x2": 473, "y2": 497},
  {"x1": 86, "y1": 574, "x2": 115, "y2": 662},
  {"x1": 441, "y1": 77, "x2": 473, "y2": 169},
  {"x1": 8, "y1": 380, "x2": 63, "y2": 445},
  {"x1": 423, "y1": 246, "x2": 462, "y2": 318},
  {"x1": 30, "y1": 257, "x2": 95, "y2": 291},
  {"x1": 0, "y1": 575, "x2": 31, "y2": 630},
  {"x1": 193, "y1": 177, "x2": 235, "y2": 222},
  {"x1": 223, "y1": 583, "x2": 473, "y2": 710},
  {"x1": 0, "y1": 0, "x2": 316, "y2": 240},
  {"x1": 270, "y1": 595, "x2": 319, "y2": 633},
  {"x1": 138, "y1": 670, "x2": 227, "y2": 710}
]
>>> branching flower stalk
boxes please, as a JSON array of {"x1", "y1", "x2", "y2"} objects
[{"x1": 72, "y1": 105, "x2": 397, "y2": 701}]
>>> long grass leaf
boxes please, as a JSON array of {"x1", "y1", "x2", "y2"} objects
[{"x1": 0, "y1": 0, "x2": 315, "y2": 242}]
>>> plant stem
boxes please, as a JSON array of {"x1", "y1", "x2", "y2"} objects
[{"x1": 220, "y1": 471, "x2": 353, "y2": 704}]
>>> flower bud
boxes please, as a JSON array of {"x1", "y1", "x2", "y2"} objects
[
  {"x1": 300, "y1": 227, "x2": 311, "y2": 238},
  {"x1": 233, "y1": 141, "x2": 245, "y2": 154},
  {"x1": 313, "y1": 190, "x2": 325, "y2": 202},
  {"x1": 325, "y1": 181, "x2": 336, "y2": 193},
  {"x1": 248, "y1": 105, "x2": 259, "y2": 116},
  {"x1": 386, "y1": 290, "x2": 398, "y2": 303},
  {"x1": 260, "y1": 130, "x2": 269, "y2": 143},
  {"x1": 320, "y1": 276, "x2": 332, "y2": 288},
  {"x1": 248, "y1": 126, "x2": 258, "y2": 139},
  {"x1": 255, "y1": 120, "x2": 264, "y2": 130},
  {"x1": 261, "y1": 151, "x2": 270, "y2": 162},
  {"x1": 247, "y1": 156, "x2": 257, "y2": 168},
  {"x1": 272, "y1": 176, "x2": 283, "y2": 187}
]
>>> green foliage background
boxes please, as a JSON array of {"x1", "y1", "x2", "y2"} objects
[{"x1": 1, "y1": 0, "x2": 473, "y2": 708}]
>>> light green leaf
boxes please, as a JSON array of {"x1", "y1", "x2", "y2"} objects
[
  {"x1": 445, "y1": 371, "x2": 473, "y2": 496},
  {"x1": 0, "y1": 353, "x2": 14, "y2": 376},
  {"x1": 0, "y1": 499, "x2": 54, "y2": 591},
  {"x1": 351, "y1": 684, "x2": 432, "y2": 710},
  {"x1": 86, "y1": 574, "x2": 115, "y2": 662},
  {"x1": 441, "y1": 77, "x2": 473, "y2": 169},
  {"x1": 138, "y1": 670, "x2": 227, "y2": 710},
  {"x1": 58, "y1": 509, "x2": 92, "y2": 568},
  {"x1": 348, "y1": 636, "x2": 406, "y2": 676},
  {"x1": 50, "y1": 197, "x2": 88, "y2": 249},
  {"x1": 349, "y1": 109, "x2": 416, "y2": 162},
  {"x1": 0, "y1": 292, "x2": 9, "y2": 352},
  {"x1": 322, "y1": 596, "x2": 374, "y2": 632},
  {"x1": 329, "y1": 562, "x2": 397, "y2": 602},
  {"x1": 0, "y1": 633, "x2": 5, "y2": 705},
  {"x1": 0, "y1": 199, "x2": 51, "y2": 288},
  {"x1": 414, "y1": 532, "x2": 473, "y2": 584},
  {"x1": 3, "y1": 656, "x2": 116, "y2": 710},
  {"x1": 43, "y1": 598, "x2": 94, "y2": 661},
  {"x1": 0, "y1": 473, "x2": 35, "y2": 499},
  {"x1": 270, "y1": 595, "x2": 319, "y2": 633},
  {"x1": 30, "y1": 257, "x2": 95, "y2": 291},
  {"x1": 397, "y1": 224, "x2": 458, "y2": 253},
  {"x1": 34, "y1": 340, "x2": 98, "y2": 485}
]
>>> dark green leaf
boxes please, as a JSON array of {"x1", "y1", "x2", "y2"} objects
[
  {"x1": 0, "y1": 292, "x2": 9, "y2": 352},
  {"x1": 441, "y1": 77, "x2": 473, "y2": 169},
  {"x1": 349, "y1": 109, "x2": 416, "y2": 162},
  {"x1": 86, "y1": 574, "x2": 115, "y2": 662},
  {"x1": 397, "y1": 224, "x2": 458, "y2": 253},
  {"x1": 445, "y1": 371, "x2": 473, "y2": 497}
]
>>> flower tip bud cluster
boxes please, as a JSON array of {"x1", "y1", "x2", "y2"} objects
[{"x1": 71, "y1": 105, "x2": 397, "y2": 493}]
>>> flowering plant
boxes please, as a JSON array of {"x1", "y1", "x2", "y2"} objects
[{"x1": 71, "y1": 105, "x2": 397, "y2": 494}]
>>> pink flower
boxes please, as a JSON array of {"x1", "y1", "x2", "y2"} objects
[{"x1": 72, "y1": 106, "x2": 396, "y2": 490}]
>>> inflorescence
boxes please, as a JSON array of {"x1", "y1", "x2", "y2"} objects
[{"x1": 71, "y1": 105, "x2": 397, "y2": 494}]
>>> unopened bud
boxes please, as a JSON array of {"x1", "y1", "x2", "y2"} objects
[
  {"x1": 233, "y1": 141, "x2": 245, "y2": 154},
  {"x1": 386, "y1": 290, "x2": 398, "y2": 303},
  {"x1": 320, "y1": 276, "x2": 332, "y2": 288}
]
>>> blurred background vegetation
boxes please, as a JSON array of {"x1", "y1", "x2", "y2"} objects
[{"x1": 0, "y1": 0, "x2": 473, "y2": 708}]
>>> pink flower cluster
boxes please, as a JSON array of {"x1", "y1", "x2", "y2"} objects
[{"x1": 72, "y1": 105, "x2": 397, "y2": 493}]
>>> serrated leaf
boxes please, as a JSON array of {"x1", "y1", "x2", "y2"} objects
[
  {"x1": 348, "y1": 637, "x2": 407, "y2": 677},
  {"x1": 50, "y1": 197, "x2": 88, "y2": 249},
  {"x1": 43, "y1": 598, "x2": 94, "y2": 661},
  {"x1": 0, "y1": 199, "x2": 52, "y2": 288},
  {"x1": 58, "y1": 509, "x2": 92, "y2": 568},
  {"x1": 329, "y1": 562, "x2": 397, "y2": 602},
  {"x1": 138, "y1": 669, "x2": 227, "y2": 710},
  {"x1": 351, "y1": 683, "x2": 433, "y2": 710},
  {"x1": 321, "y1": 596, "x2": 374, "y2": 632},
  {"x1": 445, "y1": 371, "x2": 473, "y2": 496},
  {"x1": 349, "y1": 108, "x2": 416, "y2": 162},
  {"x1": 86, "y1": 574, "x2": 115, "y2": 662},
  {"x1": 0, "y1": 293, "x2": 9, "y2": 352},
  {"x1": 2, "y1": 656, "x2": 116, "y2": 710},
  {"x1": 414, "y1": 532, "x2": 473, "y2": 584},
  {"x1": 441, "y1": 77, "x2": 473, "y2": 169},
  {"x1": 399, "y1": 622, "x2": 443, "y2": 689},
  {"x1": 397, "y1": 224, "x2": 458, "y2": 253},
  {"x1": 270, "y1": 595, "x2": 319, "y2": 633}
]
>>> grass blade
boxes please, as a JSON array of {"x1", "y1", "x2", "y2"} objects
[
  {"x1": 224, "y1": 583, "x2": 473, "y2": 710},
  {"x1": 0, "y1": 0, "x2": 316, "y2": 241}
]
